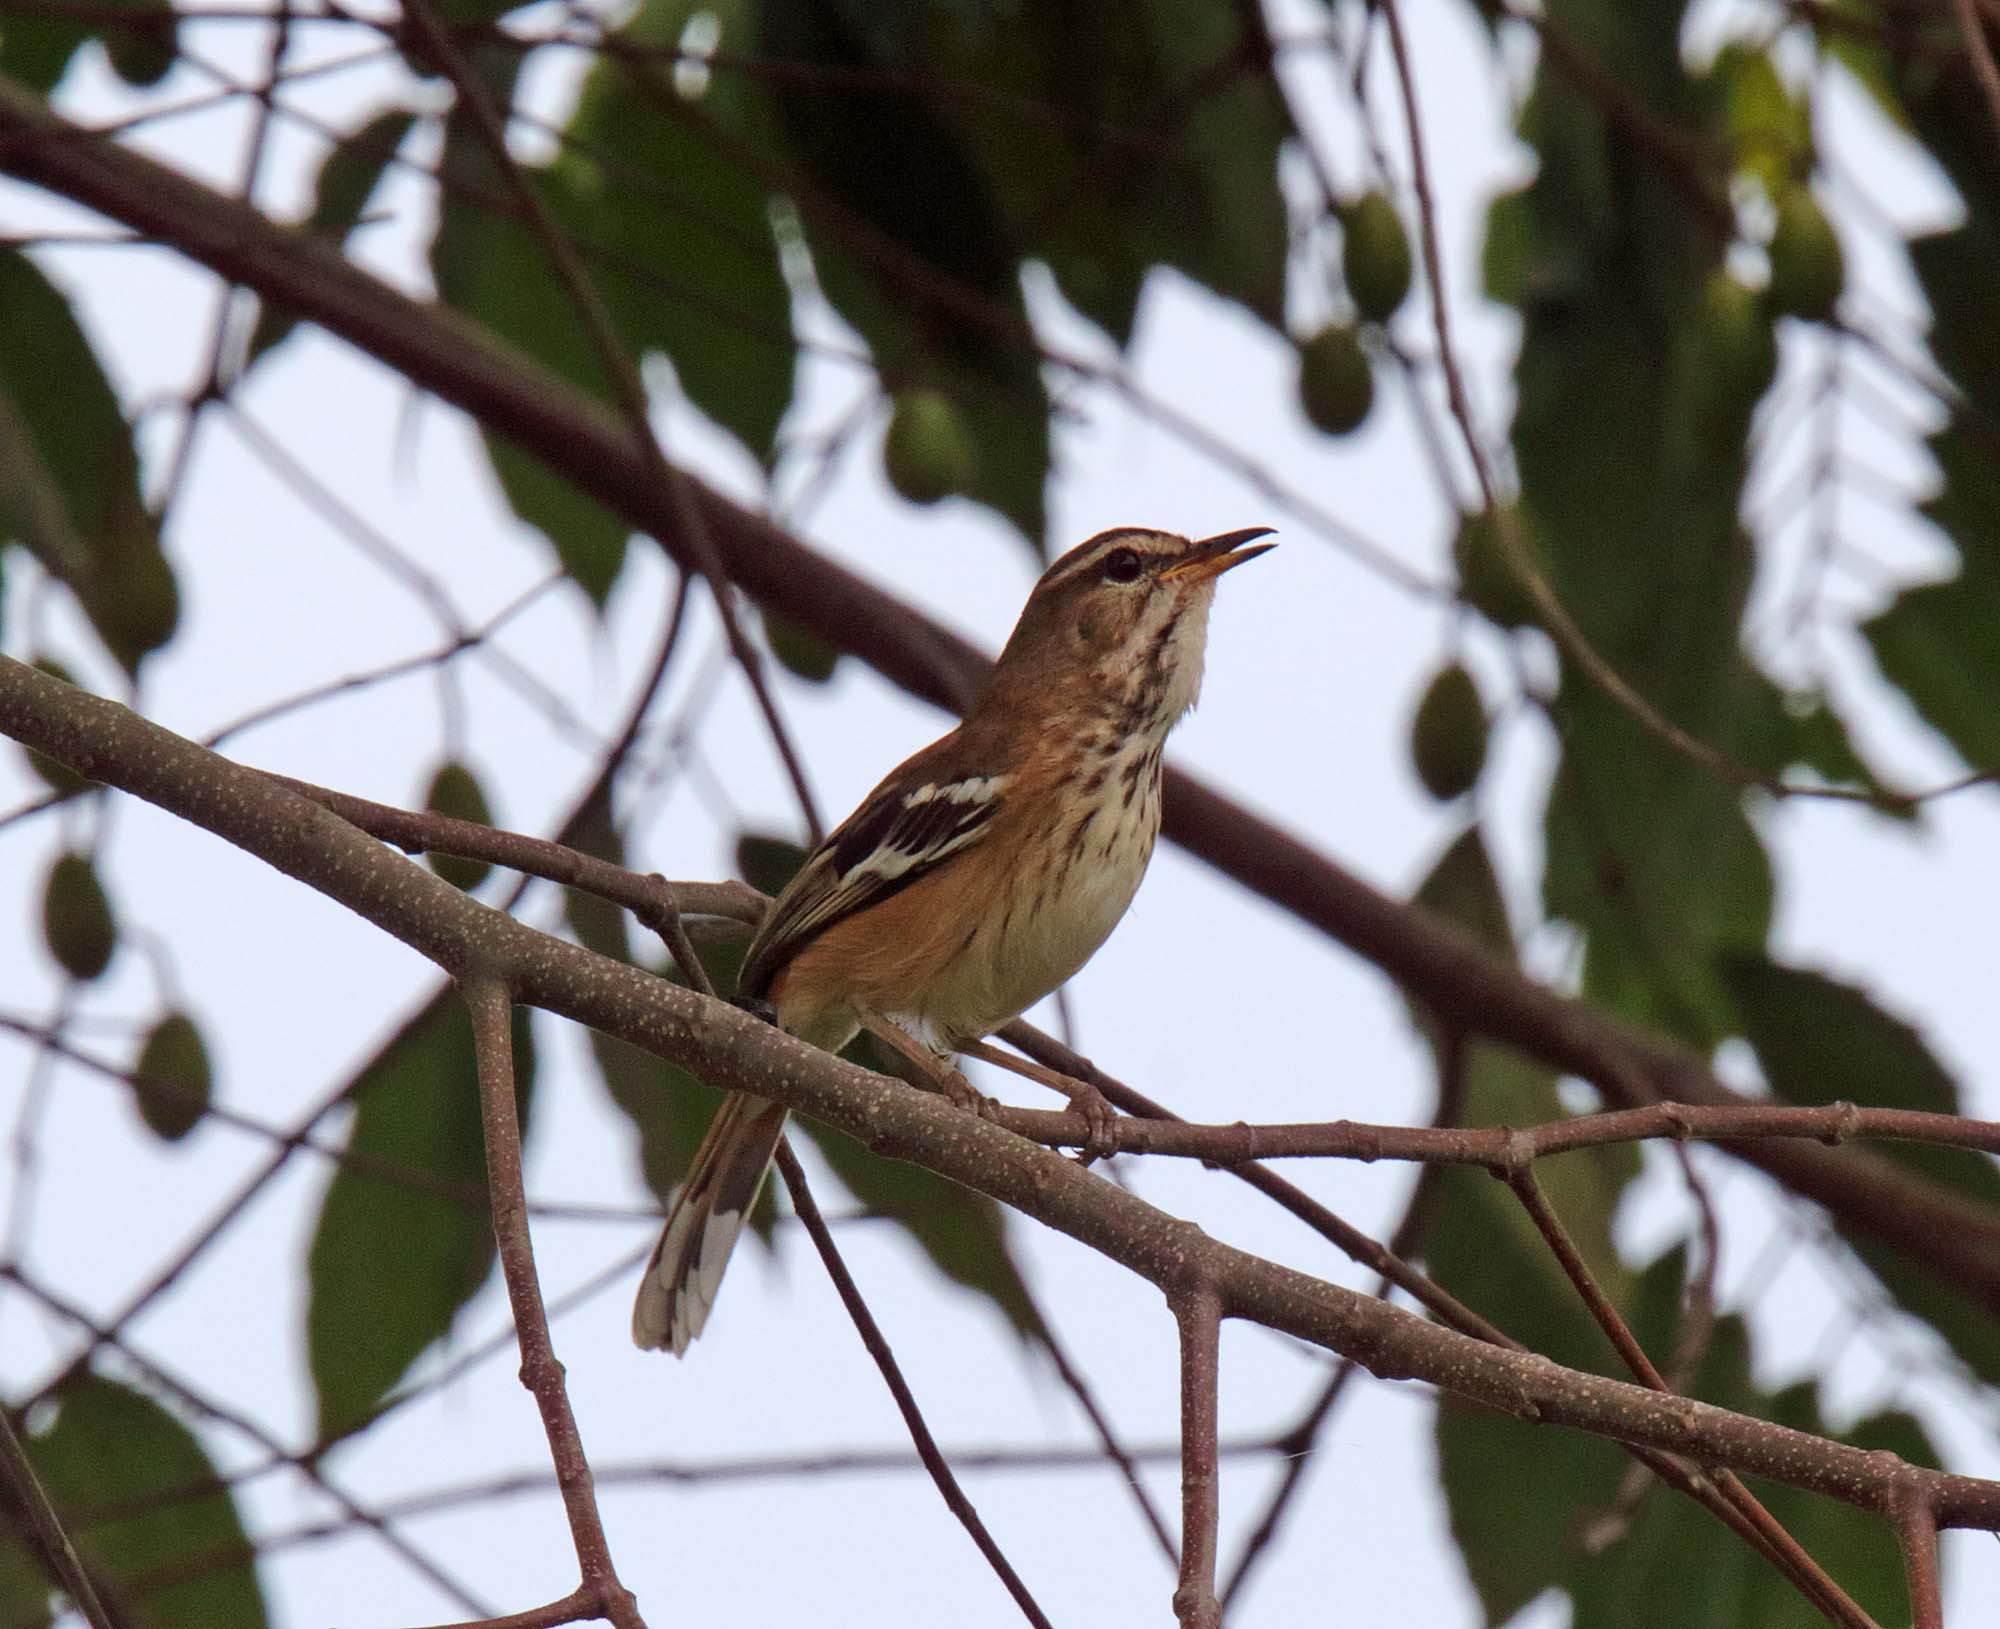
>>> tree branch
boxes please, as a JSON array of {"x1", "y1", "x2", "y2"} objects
[
  {"x1": 1170, "y1": 1285, "x2": 1223, "y2": 1629},
  {"x1": 461, "y1": 978, "x2": 643, "y2": 1629},
  {"x1": 5, "y1": 659, "x2": 1997, "y2": 1536},
  {"x1": 1504, "y1": 1170, "x2": 1876, "y2": 1628},
  {"x1": 772, "y1": 1141, "x2": 1054, "y2": 1629},
  {"x1": 3, "y1": 73, "x2": 1997, "y2": 1315},
  {"x1": 0, "y1": 1400, "x2": 115, "y2": 1629}
]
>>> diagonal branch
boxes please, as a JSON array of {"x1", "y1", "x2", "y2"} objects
[
  {"x1": 7, "y1": 661, "x2": 1998, "y2": 1538},
  {"x1": 0, "y1": 1401, "x2": 116, "y2": 1629},
  {"x1": 1504, "y1": 1168, "x2": 1877, "y2": 1629},
  {"x1": 2, "y1": 71, "x2": 1997, "y2": 1312},
  {"x1": 461, "y1": 977, "x2": 644, "y2": 1629},
  {"x1": 772, "y1": 1141, "x2": 1054, "y2": 1629}
]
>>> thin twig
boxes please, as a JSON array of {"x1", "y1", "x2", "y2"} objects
[
  {"x1": 997, "y1": 1022, "x2": 1513, "y2": 1345},
  {"x1": 403, "y1": 0, "x2": 823, "y2": 841},
  {"x1": 1505, "y1": 1169, "x2": 1878, "y2": 1629},
  {"x1": 461, "y1": 978, "x2": 644, "y2": 1629},
  {"x1": 1893, "y1": 1485, "x2": 1944, "y2": 1629},
  {"x1": 0, "y1": 1402, "x2": 115, "y2": 1629},
  {"x1": 5, "y1": 1262, "x2": 497, "y2": 1617},
  {"x1": 404, "y1": 1589, "x2": 600, "y2": 1629},
  {"x1": 1950, "y1": 0, "x2": 2000, "y2": 148},
  {"x1": 1220, "y1": 1025, "x2": 1471, "y2": 1609},
  {"x1": 1170, "y1": 1285, "x2": 1223, "y2": 1629},
  {"x1": 1032, "y1": 1310, "x2": 1179, "y2": 1565},
  {"x1": 772, "y1": 1141, "x2": 1054, "y2": 1629}
]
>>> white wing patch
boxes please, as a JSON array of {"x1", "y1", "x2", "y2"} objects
[{"x1": 740, "y1": 770, "x2": 1011, "y2": 993}]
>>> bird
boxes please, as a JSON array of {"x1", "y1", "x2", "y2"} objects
[{"x1": 631, "y1": 524, "x2": 1275, "y2": 1354}]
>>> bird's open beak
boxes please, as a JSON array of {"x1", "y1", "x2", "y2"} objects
[{"x1": 1162, "y1": 526, "x2": 1278, "y2": 583}]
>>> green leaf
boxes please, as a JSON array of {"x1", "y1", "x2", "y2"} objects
[
  {"x1": 1544, "y1": 693, "x2": 1774, "y2": 1044},
  {"x1": 562, "y1": 795, "x2": 773, "y2": 1233},
  {"x1": 735, "y1": 830, "x2": 808, "y2": 900},
  {"x1": 959, "y1": 1, "x2": 1291, "y2": 345},
  {"x1": 1559, "y1": 1250, "x2": 1930, "y2": 1629},
  {"x1": 421, "y1": 759, "x2": 495, "y2": 891},
  {"x1": 0, "y1": 0, "x2": 175, "y2": 94},
  {"x1": 766, "y1": 613, "x2": 841, "y2": 683},
  {"x1": 757, "y1": 0, "x2": 1050, "y2": 543},
  {"x1": 247, "y1": 109, "x2": 417, "y2": 365},
  {"x1": 0, "y1": 249, "x2": 175, "y2": 671},
  {"x1": 306, "y1": 988, "x2": 536, "y2": 1440},
  {"x1": 1416, "y1": 826, "x2": 1643, "y2": 1622},
  {"x1": 568, "y1": 0, "x2": 797, "y2": 461},
  {"x1": 1863, "y1": 574, "x2": 2000, "y2": 777},
  {"x1": 1720, "y1": 953, "x2": 2000, "y2": 1386},
  {"x1": 0, "y1": 1372, "x2": 267, "y2": 1628},
  {"x1": 430, "y1": 48, "x2": 632, "y2": 602},
  {"x1": 1709, "y1": 43, "x2": 1808, "y2": 194}
]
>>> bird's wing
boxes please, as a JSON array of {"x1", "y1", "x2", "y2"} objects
[{"x1": 739, "y1": 757, "x2": 1011, "y2": 998}]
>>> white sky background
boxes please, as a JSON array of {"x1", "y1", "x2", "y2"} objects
[{"x1": 2, "y1": 0, "x2": 1999, "y2": 1623}]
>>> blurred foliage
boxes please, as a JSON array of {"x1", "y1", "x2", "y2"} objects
[
  {"x1": 5, "y1": 0, "x2": 2000, "y2": 1611},
  {"x1": 306, "y1": 988, "x2": 536, "y2": 1441},
  {"x1": 1442, "y1": 1245, "x2": 1936, "y2": 1627},
  {"x1": 132, "y1": 1009, "x2": 213, "y2": 1143},
  {"x1": 421, "y1": 759, "x2": 496, "y2": 891},
  {"x1": 0, "y1": 1372, "x2": 268, "y2": 1628},
  {"x1": 247, "y1": 109, "x2": 419, "y2": 364},
  {"x1": 0, "y1": 250, "x2": 175, "y2": 672}
]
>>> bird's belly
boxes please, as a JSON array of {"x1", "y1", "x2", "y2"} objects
[{"x1": 923, "y1": 796, "x2": 1158, "y2": 1042}]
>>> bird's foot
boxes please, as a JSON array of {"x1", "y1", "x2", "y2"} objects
[
  {"x1": 938, "y1": 1061, "x2": 1004, "y2": 1123},
  {"x1": 1057, "y1": 1076, "x2": 1119, "y2": 1165}
]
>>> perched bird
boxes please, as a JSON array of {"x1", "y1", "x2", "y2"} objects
[{"x1": 632, "y1": 525, "x2": 1275, "y2": 1354}]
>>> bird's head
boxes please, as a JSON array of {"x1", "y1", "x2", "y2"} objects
[{"x1": 987, "y1": 526, "x2": 1275, "y2": 733}]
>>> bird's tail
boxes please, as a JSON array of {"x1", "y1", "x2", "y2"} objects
[{"x1": 631, "y1": 1091, "x2": 790, "y2": 1354}]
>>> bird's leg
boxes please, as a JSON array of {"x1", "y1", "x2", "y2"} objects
[
  {"x1": 960, "y1": 1039, "x2": 1118, "y2": 1163},
  {"x1": 858, "y1": 1010, "x2": 1000, "y2": 1121}
]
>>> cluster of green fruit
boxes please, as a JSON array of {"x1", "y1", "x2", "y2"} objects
[
  {"x1": 1297, "y1": 190, "x2": 1412, "y2": 438},
  {"x1": 36, "y1": 847, "x2": 213, "y2": 1142}
]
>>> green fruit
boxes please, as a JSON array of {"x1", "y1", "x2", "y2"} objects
[
  {"x1": 1451, "y1": 509, "x2": 1542, "y2": 630},
  {"x1": 884, "y1": 390, "x2": 976, "y2": 506},
  {"x1": 1342, "y1": 192, "x2": 1413, "y2": 323},
  {"x1": 1767, "y1": 189, "x2": 1844, "y2": 323},
  {"x1": 106, "y1": 19, "x2": 177, "y2": 88},
  {"x1": 133, "y1": 1012, "x2": 211, "y2": 1142},
  {"x1": 1693, "y1": 272, "x2": 1778, "y2": 417},
  {"x1": 96, "y1": 544, "x2": 181, "y2": 669},
  {"x1": 23, "y1": 658, "x2": 92, "y2": 795},
  {"x1": 1411, "y1": 663, "x2": 1489, "y2": 801},
  {"x1": 42, "y1": 852, "x2": 115, "y2": 981},
  {"x1": 1297, "y1": 326, "x2": 1373, "y2": 436},
  {"x1": 424, "y1": 761, "x2": 493, "y2": 891},
  {"x1": 766, "y1": 614, "x2": 840, "y2": 683}
]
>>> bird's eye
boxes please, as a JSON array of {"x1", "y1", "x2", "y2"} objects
[{"x1": 1101, "y1": 548, "x2": 1143, "y2": 584}]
